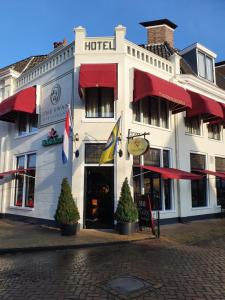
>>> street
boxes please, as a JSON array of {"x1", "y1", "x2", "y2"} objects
[{"x1": 1, "y1": 236, "x2": 225, "y2": 300}]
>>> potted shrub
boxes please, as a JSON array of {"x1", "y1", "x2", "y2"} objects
[
  {"x1": 55, "y1": 178, "x2": 80, "y2": 236},
  {"x1": 115, "y1": 177, "x2": 138, "y2": 235}
]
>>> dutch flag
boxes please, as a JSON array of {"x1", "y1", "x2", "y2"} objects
[{"x1": 62, "y1": 106, "x2": 72, "y2": 164}]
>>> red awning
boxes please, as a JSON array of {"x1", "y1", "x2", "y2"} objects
[
  {"x1": 0, "y1": 86, "x2": 36, "y2": 122},
  {"x1": 186, "y1": 90, "x2": 224, "y2": 122},
  {"x1": 137, "y1": 165, "x2": 202, "y2": 180},
  {"x1": 0, "y1": 168, "x2": 34, "y2": 179},
  {"x1": 193, "y1": 169, "x2": 225, "y2": 179},
  {"x1": 133, "y1": 69, "x2": 192, "y2": 113},
  {"x1": 79, "y1": 64, "x2": 117, "y2": 99}
]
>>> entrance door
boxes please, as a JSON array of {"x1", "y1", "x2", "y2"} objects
[{"x1": 84, "y1": 166, "x2": 114, "y2": 229}]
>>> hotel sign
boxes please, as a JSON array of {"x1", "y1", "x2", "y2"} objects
[
  {"x1": 127, "y1": 138, "x2": 149, "y2": 156},
  {"x1": 40, "y1": 73, "x2": 72, "y2": 127},
  {"x1": 84, "y1": 40, "x2": 115, "y2": 51}
]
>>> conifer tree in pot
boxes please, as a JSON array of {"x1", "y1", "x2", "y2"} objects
[
  {"x1": 55, "y1": 178, "x2": 80, "y2": 236},
  {"x1": 115, "y1": 177, "x2": 138, "y2": 235}
]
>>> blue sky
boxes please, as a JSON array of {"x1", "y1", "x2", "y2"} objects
[{"x1": 0, "y1": 0, "x2": 224, "y2": 68}]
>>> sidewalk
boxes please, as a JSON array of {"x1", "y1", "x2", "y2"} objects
[
  {"x1": 0, "y1": 219, "x2": 153, "y2": 254},
  {"x1": 1, "y1": 218, "x2": 225, "y2": 254}
]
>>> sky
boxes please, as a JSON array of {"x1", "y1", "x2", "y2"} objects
[{"x1": 0, "y1": 0, "x2": 224, "y2": 68}]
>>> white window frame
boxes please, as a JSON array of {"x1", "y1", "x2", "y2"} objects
[
  {"x1": 190, "y1": 151, "x2": 209, "y2": 209},
  {"x1": 132, "y1": 98, "x2": 171, "y2": 130},
  {"x1": 138, "y1": 146, "x2": 174, "y2": 212},
  {"x1": 16, "y1": 114, "x2": 38, "y2": 137},
  {"x1": 11, "y1": 152, "x2": 36, "y2": 210},
  {"x1": 83, "y1": 88, "x2": 116, "y2": 121},
  {"x1": 197, "y1": 50, "x2": 215, "y2": 83}
]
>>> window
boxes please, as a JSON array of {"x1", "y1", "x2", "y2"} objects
[
  {"x1": 133, "y1": 148, "x2": 172, "y2": 211},
  {"x1": 85, "y1": 143, "x2": 113, "y2": 164},
  {"x1": 190, "y1": 153, "x2": 207, "y2": 207},
  {"x1": 208, "y1": 124, "x2": 221, "y2": 140},
  {"x1": 185, "y1": 116, "x2": 201, "y2": 135},
  {"x1": 215, "y1": 157, "x2": 225, "y2": 205},
  {"x1": 133, "y1": 97, "x2": 169, "y2": 129},
  {"x1": 197, "y1": 51, "x2": 214, "y2": 82},
  {"x1": 14, "y1": 153, "x2": 36, "y2": 208},
  {"x1": 85, "y1": 87, "x2": 114, "y2": 118},
  {"x1": 18, "y1": 114, "x2": 38, "y2": 136}
]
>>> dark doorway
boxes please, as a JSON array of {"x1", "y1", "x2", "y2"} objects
[{"x1": 84, "y1": 166, "x2": 114, "y2": 229}]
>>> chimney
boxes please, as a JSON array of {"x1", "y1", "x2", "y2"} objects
[
  {"x1": 140, "y1": 19, "x2": 177, "y2": 47},
  {"x1": 53, "y1": 38, "x2": 68, "y2": 49}
]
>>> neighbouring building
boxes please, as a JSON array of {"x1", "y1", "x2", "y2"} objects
[{"x1": 0, "y1": 19, "x2": 225, "y2": 228}]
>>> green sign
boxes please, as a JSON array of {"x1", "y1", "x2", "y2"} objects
[{"x1": 42, "y1": 136, "x2": 63, "y2": 147}]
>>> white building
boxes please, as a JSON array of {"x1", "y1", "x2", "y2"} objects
[{"x1": 0, "y1": 19, "x2": 225, "y2": 229}]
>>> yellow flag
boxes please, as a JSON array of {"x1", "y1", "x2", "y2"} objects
[{"x1": 99, "y1": 117, "x2": 121, "y2": 164}]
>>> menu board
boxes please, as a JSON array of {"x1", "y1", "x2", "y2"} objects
[{"x1": 135, "y1": 194, "x2": 155, "y2": 234}]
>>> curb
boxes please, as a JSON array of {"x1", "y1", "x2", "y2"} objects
[{"x1": 0, "y1": 237, "x2": 153, "y2": 255}]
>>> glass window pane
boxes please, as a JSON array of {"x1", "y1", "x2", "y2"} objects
[
  {"x1": 85, "y1": 88, "x2": 99, "y2": 118},
  {"x1": 190, "y1": 153, "x2": 207, "y2": 207},
  {"x1": 25, "y1": 154, "x2": 36, "y2": 208},
  {"x1": 14, "y1": 155, "x2": 25, "y2": 206},
  {"x1": 150, "y1": 97, "x2": 159, "y2": 126},
  {"x1": 216, "y1": 157, "x2": 225, "y2": 172},
  {"x1": 100, "y1": 88, "x2": 114, "y2": 118},
  {"x1": 142, "y1": 98, "x2": 151, "y2": 124},
  {"x1": 29, "y1": 115, "x2": 38, "y2": 133},
  {"x1": 144, "y1": 148, "x2": 160, "y2": 166},
  {"x1": 163, "y1": 150, "x2": 170, "y2": 167},
  {"x1": 206, "y1": 56, "x2": 213, "y2": 81},
  {"x1": 198, "y1": 52, "x2": 206, "y2": 78},
  {"x1": 164, "y1": 179, "x2": 171, "y2": 210},
  {"x1": 133, "y1": 102, "x2": 140, "y2": 122},
  {"x1": 18, "y1": 114, "x2": 27, "y2": 136},
  {"x1": 85, "y1": 143, "x2": 111, "y2": 164},
  {"x1": 160, "y1": 100, "x2": 169, "y2": 128},
  {"x1": 190, "y1": 153, "x2": 205, "y2": 170}
]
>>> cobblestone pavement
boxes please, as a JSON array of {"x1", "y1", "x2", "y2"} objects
[{"x1": 1, "y1": 237, "x2": 225, "y2": 300}]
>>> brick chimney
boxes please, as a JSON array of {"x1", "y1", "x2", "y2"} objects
[
  {"x1": 53, "y1": 38, "x2": 68, "y2": 49},
  {"x1": 140, "y1": 19, "x2": 177, "y2": 47}
]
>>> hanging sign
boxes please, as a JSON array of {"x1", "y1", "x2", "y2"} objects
[
  {"x1": 127, "y1": 138, "x2": 149, "y2": 156},
  {"x1": 42, "y1": 128, "x2": 63, "y2": 146}
]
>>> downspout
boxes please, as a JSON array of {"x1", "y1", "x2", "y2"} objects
[{"x1": 174, "y1": 114, "x2": 182, "y2": 222}]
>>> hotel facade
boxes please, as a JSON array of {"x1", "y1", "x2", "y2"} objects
[{"x1": 0, "y1": 19, "x2": 225, "y2": 228}]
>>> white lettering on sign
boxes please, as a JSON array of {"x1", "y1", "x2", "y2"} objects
[{"x1": 84, "y1": 41, "x2": 115, "y2": 51}]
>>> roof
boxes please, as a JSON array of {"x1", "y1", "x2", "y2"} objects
[
  {"x1": 0, "y1": 55, "x2": 48, "y2": 74},
  {"x1": 140, "y1": 19, "x2": 177, "y2": 30},
  {"x1": 215, "y1": 70, "x2": 225, "y2": 90},
  {"x1": 140, "y1": 41, "x2": 196, "y2": 76},
  {"x1": 215, "y1": 61, "x2": 225, "y2": 67}
]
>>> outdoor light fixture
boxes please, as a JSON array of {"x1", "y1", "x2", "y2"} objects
[
  {"x1": 119, "y1": 149, "x2": 123, "y2": 157},
  {"x1": 74, "y1": 133, "x2": 79, "y2": 141},
  {"x1": 75, "y1": 149, "x2": 79, "y2": 158}
]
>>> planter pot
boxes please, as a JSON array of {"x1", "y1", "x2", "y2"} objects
[
  {"x1": 61, "y1": 223, "x2": 79, "y2": 236},
  {"x1": 117, "y1": 222, "x2": 136, "y2": 235}
]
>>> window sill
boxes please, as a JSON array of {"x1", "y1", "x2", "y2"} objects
[
  {"x1": 14, "y1": 131, "x2": 38, "y2": 140},
  {"x1": 9, "y1": 206, "x2": 34, "y2": 211},
  {"x1": 132, "y1": 120, "x2": 171, "y2": 132},
  {"x1": 82, "y1": 118, "x2": 116, "y2": 123},
  {"x1": 191, "y1": 206, "x2": 210, "y2": 211},
  {"x1": 208, "y1": 137, "x2": 222, "y2": 143},
  {"x1": 185, "y1": 132, "x2": 203, "y2": 138}
]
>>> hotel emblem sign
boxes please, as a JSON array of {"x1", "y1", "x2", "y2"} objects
[
  {"x1": 50, "y1": 84, "x2": 61, "y2": 105},
  {"x1": 40, "y1": 73, "x2": 72, "y2": 127}
]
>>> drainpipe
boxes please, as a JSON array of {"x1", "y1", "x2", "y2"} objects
[{"x1": 174, "y1": 114, "x2": 182, "y2": 222}]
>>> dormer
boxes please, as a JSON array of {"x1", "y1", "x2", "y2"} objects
[{"x1": 180, "y1": 43, "x2": 216, "y2": 84}]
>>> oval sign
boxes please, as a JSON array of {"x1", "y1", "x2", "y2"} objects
[{"x1": 127, "y1": 138, "x2": 149, "y2": 156}]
